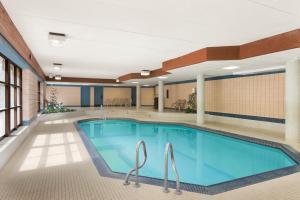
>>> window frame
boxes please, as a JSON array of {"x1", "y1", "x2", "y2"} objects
[
  {"x1": 37, "y1": 81, "x2": 41, "y2": 112},
  {"x1": 0, "y1": 53, "x2": 23, "y2": 139}
]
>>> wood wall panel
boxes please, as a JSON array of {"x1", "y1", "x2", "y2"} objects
[
  {"x1": 46, "y1": 86, "x2": 81, "y2": 106},
  {"x1": 103, "y1": 88, "x2": 131, "y2": 105},
  {"x1": 141, "y1": 88, "x2": 155, "y2": 106},
  {"x1": 205, "y1": 73, "x2": 285, "y2": 119},
  {"x1": 163, "y1": 82, "x2": 196, "y2": 108}
]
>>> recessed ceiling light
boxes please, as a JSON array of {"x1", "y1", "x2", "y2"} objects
[
  {"x1": 49, "y1": 32, "x2": 67, "y2": 47},
  {"x1": 232, "y1": 66, "x2": 285, "y2": 75},
  {"x1": 141, "y1": 70, "x2": 150, "y2": 76},
  {"x1": 222, "y1": 66, "x2": 240, "y2": 70},
  {"x1": 158, "y1": 76, "x2": 168, "y2": 79},
  {"x1": 54, "y1": 66, "x2": 61, "y2": 70},
  {"x1": 116, "y1": 79, "x2": 120, "y2": 83},
  {"x1": 131, "y1": 81, "x2": 139, "y2": 84}
]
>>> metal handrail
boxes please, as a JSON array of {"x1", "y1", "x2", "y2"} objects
[
  {"x1": 100, "y1": 105, "x2": 107, "y2": 120},
  {"x1": 163, "y1": 143, "x2": 181, "y2": 194},
  {"x1": 124, "y1": 140, "x2": 147, "y2": 187}
]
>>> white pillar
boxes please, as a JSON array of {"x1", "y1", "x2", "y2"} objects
[
  {"x1": 197, "y1": 73, "x2": 205, "y2": 125},
  {"x1": 285, "y1": 58, "x2": 300, "y2": 143},
  {"x1": 158, "y1": 80, "x2": 164, "y2": 112},
  {"x1": 136, "y1": 84, "x2": 141, "y2": 109}
]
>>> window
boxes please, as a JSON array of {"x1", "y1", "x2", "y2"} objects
[
  {"x1": 0, "y1": 55, "x2": 22, "y2": 139},
  {"x1": 0, "y1": 57, "x2": 5, "y2": 138},
  {"x1": 38, "y1": 81, "x2": 41, "y2": 112}
]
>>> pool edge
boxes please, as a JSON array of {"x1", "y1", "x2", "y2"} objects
[{"x1": 74, "y1": 118, "x2": 300, "y2": 195}]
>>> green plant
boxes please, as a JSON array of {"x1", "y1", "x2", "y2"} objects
[
  {"x1": 185, "y1": 92, "x2": 197, "y2": 113},
  {"x1": 185, "y1": 107, "x2": 196, "y2": 113},
  {"x1": 43, "y1": 87, "x2": 75, "y2": 114}
]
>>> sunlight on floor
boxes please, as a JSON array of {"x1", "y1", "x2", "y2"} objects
[
  {"x1": 19, "y1": 130, "x2": 83, "y2": 172},
  {"x1": 44, "y1": 119, "x2": 70, "y2": 125}
]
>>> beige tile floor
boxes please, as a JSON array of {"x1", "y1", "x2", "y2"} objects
[{"x1": 0, "y1": 108, "x2": 300, "y2": 200}]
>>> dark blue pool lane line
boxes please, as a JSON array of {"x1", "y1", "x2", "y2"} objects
[{"x1": 74, "y1": 118, "x2": 300, "y2": 195}]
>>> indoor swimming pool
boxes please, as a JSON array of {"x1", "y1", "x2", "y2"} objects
[{"x1": 78, "y1": 119, "x2": 296, "y2": 187}]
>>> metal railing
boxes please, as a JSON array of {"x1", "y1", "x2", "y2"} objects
[
  {"x1": 124, "y1": 140, "x2": 147, "y2": 187},
  {"x1": 163, "y1": 143, "x2": 181, "y2": 194},
  {"x1": 100, "y1": 105, "x2": 107, "y2": 120}
]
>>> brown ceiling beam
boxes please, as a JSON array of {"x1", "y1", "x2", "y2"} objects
[
  {"x1": 0, "y1": 2, "x2": 46, "y2": 80},
  {"x1": 162, "y1": 46, "x2": 240, "y2": 71},
  {"x1": 118, "y1": 68, "x2": 169, "y2": 82},
  {"x1": 240, "y1": 29, "x2": 300, "y2": 59},
  {"x1": 46, "y1": 76, "x2": 117, "y2": 84},
  {"x1": 163, "y1": 28, "x2": 300, "y2": 71}
]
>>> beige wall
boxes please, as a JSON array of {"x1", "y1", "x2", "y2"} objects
[
  {"x1": 103, "y1": 87, "x2": 131, "y2": 104},
  {"x1": 155, "y1": 73, "x2": 284, "y2": 120},
  {"x1": 205, "y1": 73, "x2": 285, "y2": 119},
  {"x1": 40, "y1": 82, "x2": 46, "y2": 110},
  {"x1": 90, "y1": 87, "x2": 94, "y2": 106},
  {"x1": 141, "y1": 87, "x2": 155, "y2": 106},
  {"x1": 163, "y1": 82, "x2": 196, "y2": 108},
  {"x1": 46, "y1": 86, "x2": 81, "y2": 106},
  {"x1": 22, "y1": 69, "x2": 38, "y2": 121}
]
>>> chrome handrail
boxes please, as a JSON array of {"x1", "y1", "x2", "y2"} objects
[
  {"x1": 163, "y1": 143, "x2": 181, "y2": 194},
  {"x1": 124, "y1": 140, "x2": 147, "y2": 187},
  {"x1": 100, "y1": 105, "x2": 107, "y2": 120}
]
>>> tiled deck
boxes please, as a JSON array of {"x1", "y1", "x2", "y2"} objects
[{"x1": 1, "y1": 108, "x2": 300, "y2": 200}]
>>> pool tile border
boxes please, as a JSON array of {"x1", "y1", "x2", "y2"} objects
[{"x1": 74, "y1": 118, "x2": 300, "y2": 195}]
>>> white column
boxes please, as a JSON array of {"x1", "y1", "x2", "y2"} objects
[
  {"x1": 197, "y1": 73, "x2": 205, "y2": 125},
  {"x1": 285, "y1": 58, "x2": 300, "y2": 143},
  {"x1": 158, "y1": 80, "x2": 164, "y2": 112},
  {"x1": 136, "y1": 84, "x2": 141, "y2": 109}
]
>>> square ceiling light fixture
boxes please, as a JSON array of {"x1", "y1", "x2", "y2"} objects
[
  {"x1": 53, "y1": 63, "x2": 62, "y2": 71},
  {"x1": 141, "y1": 70, "x2": 150, "y2": 76},
  {"x1": 49, "y1": 32, "x2": 67, "y2": 47},
  {"x1": 54, "y1": 75, "x2": 62, "y2": 80}
]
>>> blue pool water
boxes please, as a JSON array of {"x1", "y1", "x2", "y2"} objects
[{"x1": 79, "y1": 119, "x2": 296, "y2": 186}]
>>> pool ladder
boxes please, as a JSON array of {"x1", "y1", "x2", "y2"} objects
[
  {"x1": 100, "y1": 105, "x2": 107, "y2": 120},
  {"x1": 163, "y1": 143, "x2": 181, "y2": 194},
  {"x1": 123, "y1": 141, "x2": 181, "y2": 194},
  {"x1": 123, "y1": 140, "x2": 147, "y2": 187}
]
